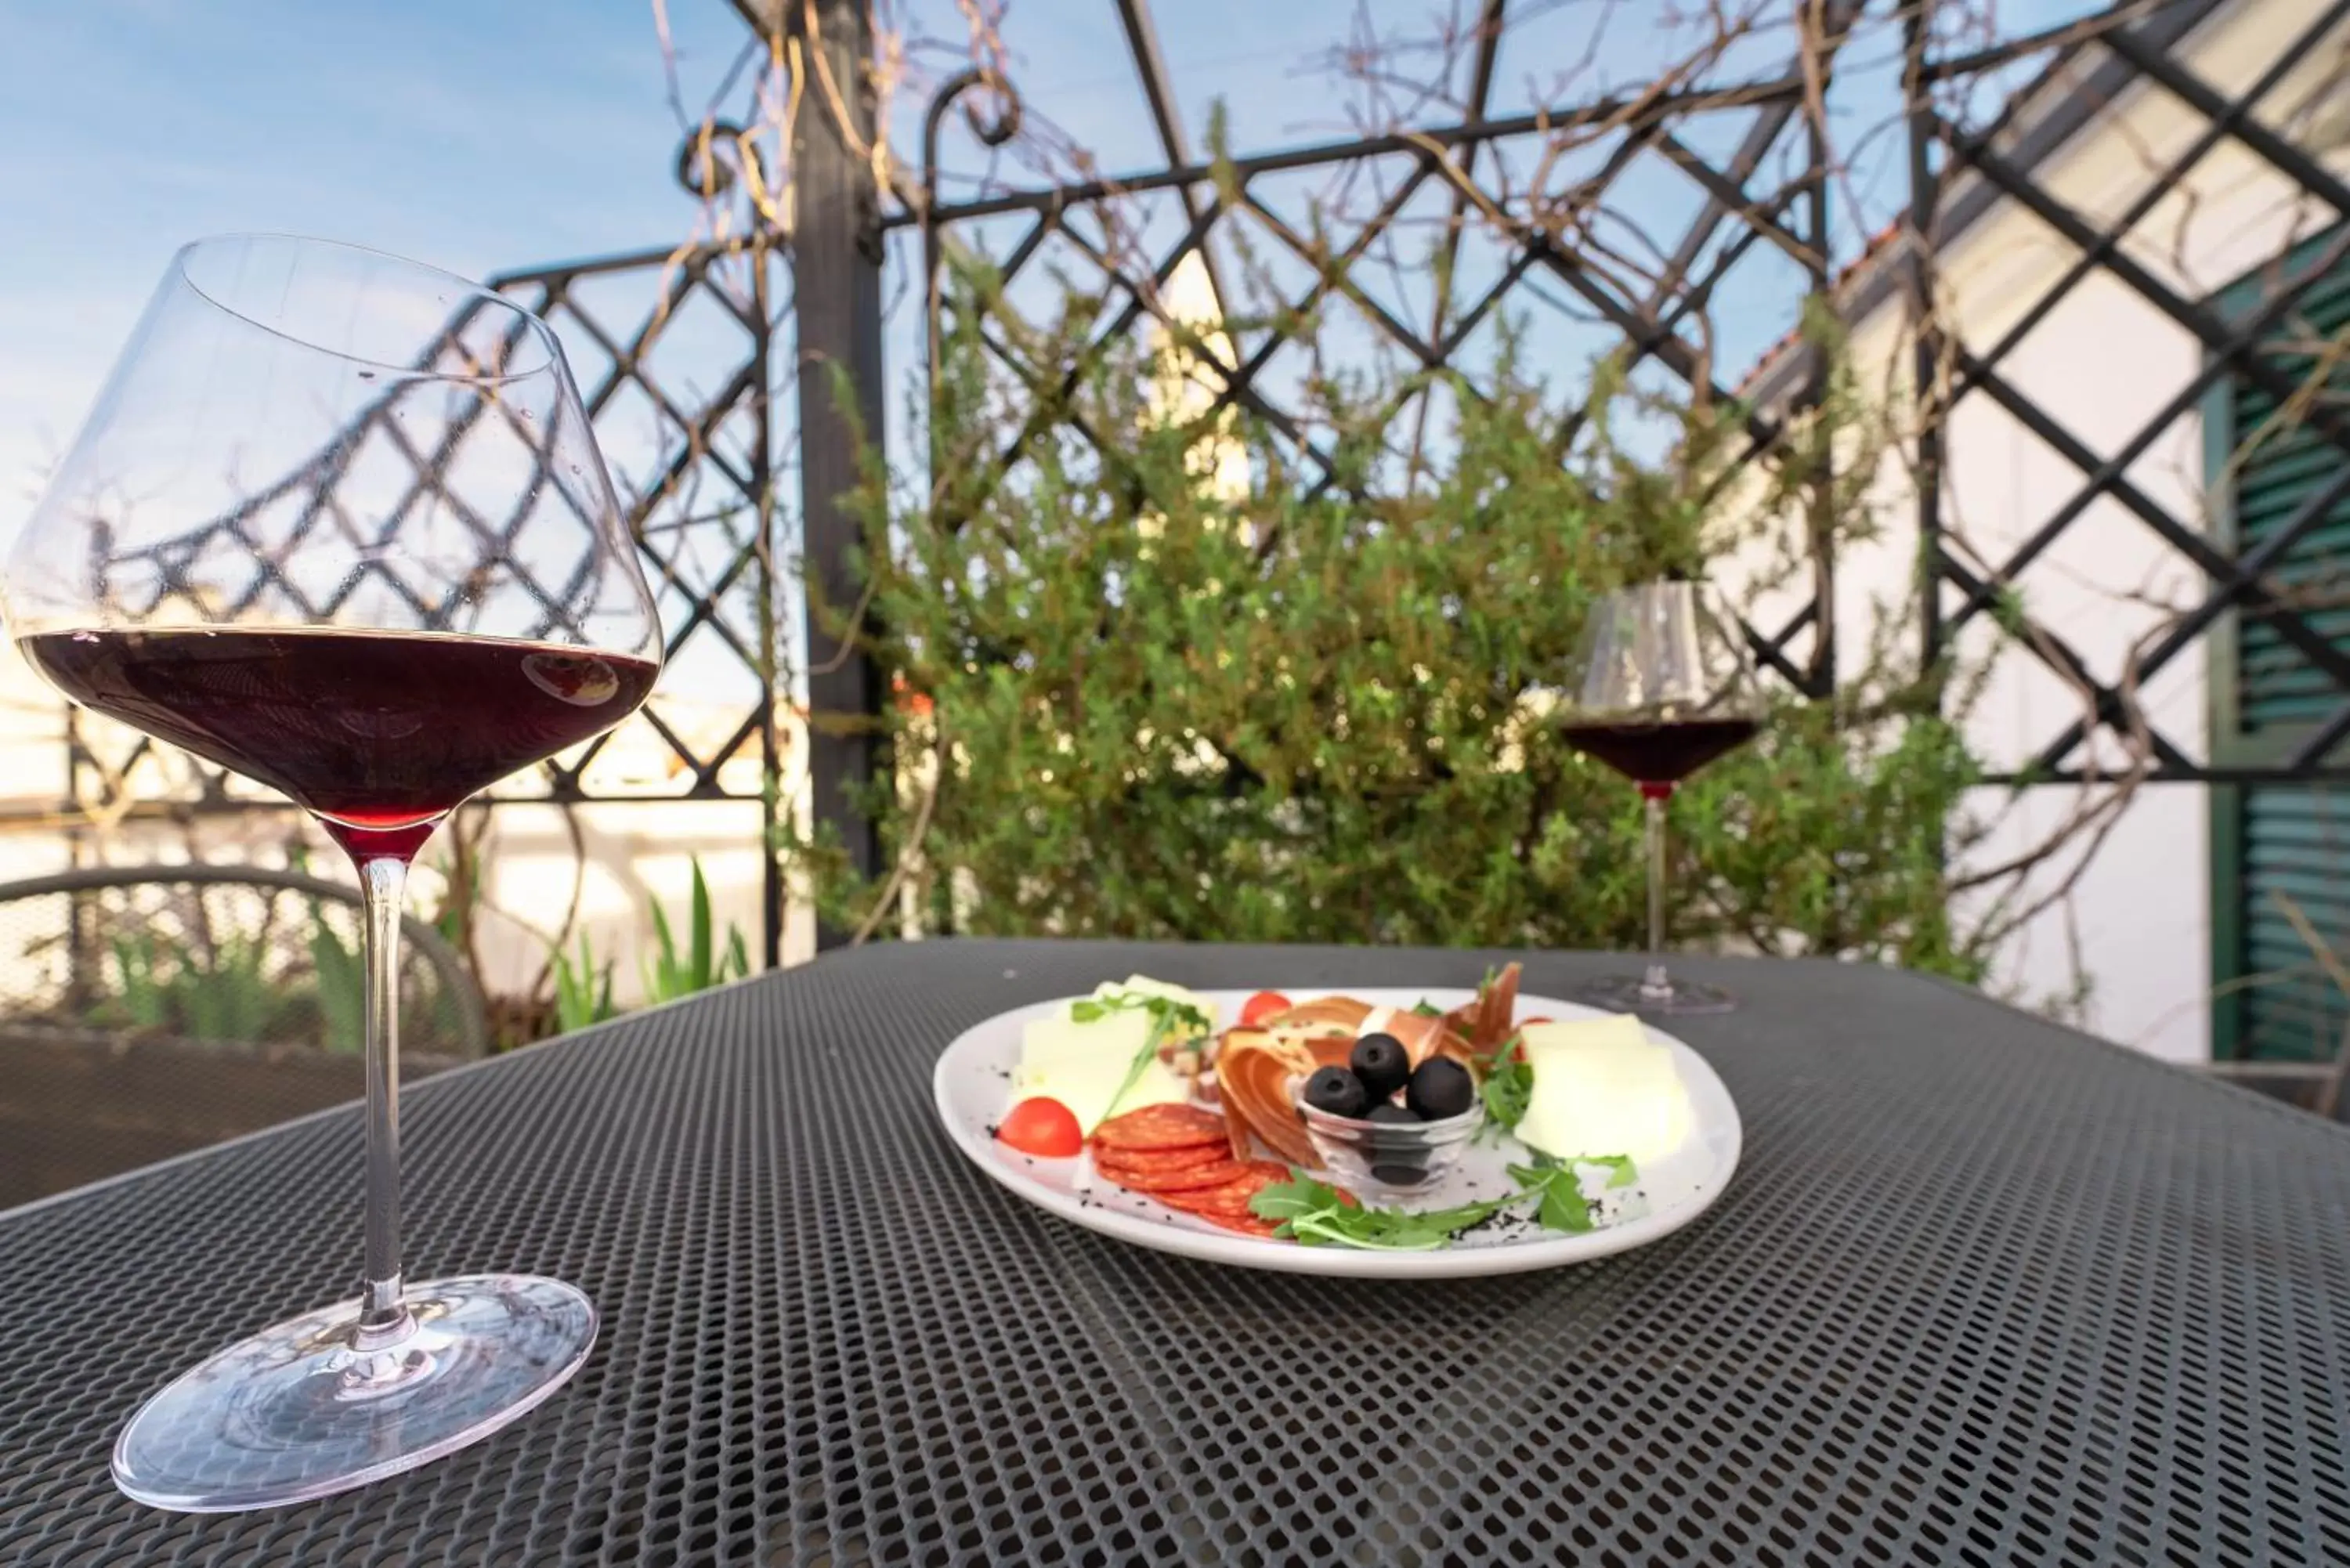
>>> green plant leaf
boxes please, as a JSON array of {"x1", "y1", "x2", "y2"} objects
[
  {"x1": 646, "y1": 896, "x2": 679, "y2": 1003},
  {"x1": 689, "y1": 858, "x2": 714, "y2": 991},
  {"x1": 635, "y1": 860, "x2": 753, "y2": 1006},
  {"x1": 552, "y1": 929, "x2": 620, "y2": 1033},
  {"x1": 306, "y1": 901, "x2": 365, "y2": 1053}
]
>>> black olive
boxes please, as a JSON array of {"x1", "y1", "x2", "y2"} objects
[
  {"x1": 1350, "y1": 1033, "x2": 1410, "y2": 1099},
  {"x1": 1365, "y1": 1102, "x2": 1426, "y2": 1185},
  {"x1": 1303, "y1": 1065, "x2": 1369, "y2": 1118},
  {"x1": 1406, "y1": 1057, "x2": 1476, "y2": 1120}
]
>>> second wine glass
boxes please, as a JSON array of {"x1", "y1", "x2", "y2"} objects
[{"x1": 1556, "y1": 580, "x2": 1762, "y2": 1016}]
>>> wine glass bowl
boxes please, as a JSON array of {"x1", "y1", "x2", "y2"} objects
[
  {"x1": 0, "y1": 236, "x2": 661, "y2": 1511},
  {"x1": 6, "y1": 236, "x2": 656, "y2": 659},
  {"x1": 1556, "y1": 581, "x2": 1762, "y2": 1017}
]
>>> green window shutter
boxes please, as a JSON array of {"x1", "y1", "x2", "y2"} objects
[
  {"x1": 2237, "y1": 786, "x2": 2350, "y2": 1063},
  {"x1": 2229, "y1": 313, "x2": 2350, "y2": 735},
  {"x1": 2211, "y1": 228, "x2": 2350, "y2": 1061}
]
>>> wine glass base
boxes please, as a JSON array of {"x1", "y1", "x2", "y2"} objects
[
  {"x1": 1574, "y1": 972, "x2": 1738, "y2": 1017},
  {"x1": 112, "y1": 1274, "x2": 595, "y2": 1513}
]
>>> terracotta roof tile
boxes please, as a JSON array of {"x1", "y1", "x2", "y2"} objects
[{"x1": 1733, "y1": 219, "x2": 1907, "y2": 396}]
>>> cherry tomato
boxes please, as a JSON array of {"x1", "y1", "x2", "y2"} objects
[
  {"x1": 996, "y1": 1097, "x2": 1083, "y2": 1158},
  {"x1": 1239, "y1": 990, "x2": 1292, "y2": 1027}
]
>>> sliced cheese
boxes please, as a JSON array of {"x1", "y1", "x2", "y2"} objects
[
  {"x1": 1013, "y1": 1007, "x2": 1189, "y2": 1133},
  {"x1": 1514, "y1": 1015, "x2": 1691, "y2": 1167}
]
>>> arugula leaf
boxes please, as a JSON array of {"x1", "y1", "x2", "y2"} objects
[
  {"x1": 1506, "y1": 1155, "x2": 1639, "y2": 1233},
  {"x1": 1473, "y1": 1022, "x2": 1537, "y2": 1147},
  {"x1": 1100, "y1": 1008, "x2": 1176, "y2": 1121},
  {"x1": 1253, "y1": 1154, "x2": 1640, "y2": 1250},
  {"x1": 1075, "y1": 989, "x2": 1210, "y2": 1038},
  {"x1": 1509, "y1": 1161, "x2": 1593, "y2": 1234},
  {"x1": 1249, "y1": 1173, "x2": 1519, "y2": 1251},
  {"x1": 1585, "y1": 1154, "x2": 1640, "y2": 1190},
  {"x1": 1100, "y1": 1035, "x2": 1159, "y2": 1122},
  {"x1": 1388, "y1": 1193, "x2": 1525, "y2": 1237},
  {"x1": 1247, "y1": 1174, "x2": 1345, "y2": 1230},
  {"x1": 1411, "y1": 999, "x2": 1444, "y2": 1018},
  {"x1": 1480, "y1": 1047, "x2": 1532, "y2": 1135},
  {"x1": 1081, "y1": 989, "x2": 1217, "y2": 1122}
]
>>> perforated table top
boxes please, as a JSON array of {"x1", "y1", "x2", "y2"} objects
[{"x1": 3, "y1": 940, "x2": 2348, "y2": 1566}]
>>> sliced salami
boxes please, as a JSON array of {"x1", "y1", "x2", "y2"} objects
[
  {"x1": 1091, "y1": 1103, "x2": 1227, "y2": 1151},
  {"x1": 1158, "y1": 1162, "x2": 1287, "y2": 1216},
  {"x1": 1092, "y1": 1141, "x2": 1228, "y2": 1176},
  {"x1": 1172, "y1": 1187, "x2": 1281, "y2": 1219},
  {"x1": 1097, "y1": 1158, "x2": 1261, "y2": 1194}
]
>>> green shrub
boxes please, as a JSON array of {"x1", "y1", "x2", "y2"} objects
[{"x1": 786, "y1": 265, "x2": 1991, "y2": 981}]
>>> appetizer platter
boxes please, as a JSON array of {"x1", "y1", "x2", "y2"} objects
[{"x1": 932, "y1": 966, "x2": 1741, "y2": 1278}]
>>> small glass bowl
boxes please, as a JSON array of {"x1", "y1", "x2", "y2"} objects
[{"x1": 1295, "y1": 1093, "x2": 1484, "y2": 1193}]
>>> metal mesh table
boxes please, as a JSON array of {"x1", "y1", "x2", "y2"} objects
[{"x1": 3, "y1": 941, "x2": 2348, "y2": 1566}]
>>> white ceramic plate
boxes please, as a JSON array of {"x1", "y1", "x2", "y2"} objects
[{"x1": 933, "y1": 987, "x2": 1742, "y2": 1279}]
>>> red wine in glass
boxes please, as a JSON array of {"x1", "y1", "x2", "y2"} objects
[
  {"x1": 1557, "y1": 582, "x2": 1763, "y2": 1016},
  {"x1": 1555, "y1": 716, "x2": 1759, "y2": 788},
  {"x1": 21, "y1": 627, "x2": 660, "y2": 861}
]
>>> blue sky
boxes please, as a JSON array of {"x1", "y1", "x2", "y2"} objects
[
  {"x1": 1, "y1": 2, "x2": 689, "y2": 522},
  {"x1": 0, "y1": 0, "x2": 2106, "y2": 540}
]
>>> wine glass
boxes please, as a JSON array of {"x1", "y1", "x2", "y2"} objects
[
  {"x1": 0, "y1": 236, "x2": 661, "y2": 1511},
  {"x1": 1556, "y1": 581, "x2": 1762, "y2": 1016}
]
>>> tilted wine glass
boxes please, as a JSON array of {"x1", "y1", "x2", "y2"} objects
[
  {"x1": 0, "y1": 236, "x2": 662, "y2": 1511},
  {"x1": 1555, "y1": 580, "x2": 1763, "y2": 1017}
]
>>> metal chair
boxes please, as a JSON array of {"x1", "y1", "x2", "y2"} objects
[{"x1": 0, "y1": 864, "x2": 489, "y2": 1207}]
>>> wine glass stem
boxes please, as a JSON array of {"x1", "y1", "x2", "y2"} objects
[
  {"x1": 356, "y1": 854, "x2": 413, "y2": 1347},
  {"x1": 1643, "y1": 789, "x2": 1671, "y2": 999}
]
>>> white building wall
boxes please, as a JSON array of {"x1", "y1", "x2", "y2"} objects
[{"x1": 1781, "y1": 0, "x2": 2350, "y2": 1060}]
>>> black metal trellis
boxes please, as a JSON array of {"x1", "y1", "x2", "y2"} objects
[
  {"x1": 486, "y1": 236, "x2": 792, "y2": 963},
  {"x1": 41, "y1": 0, "x2": 2350, "y2": 970},
  {"x1": 902, "y1": 0, "x2": 1856, "y2": 707},
  {"x1": 895, "y1": 0, "x2": 2350, "y2": 790},
  {"x1": 1914, "y1": 0, "x2": 2350, "y2": 786}
]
